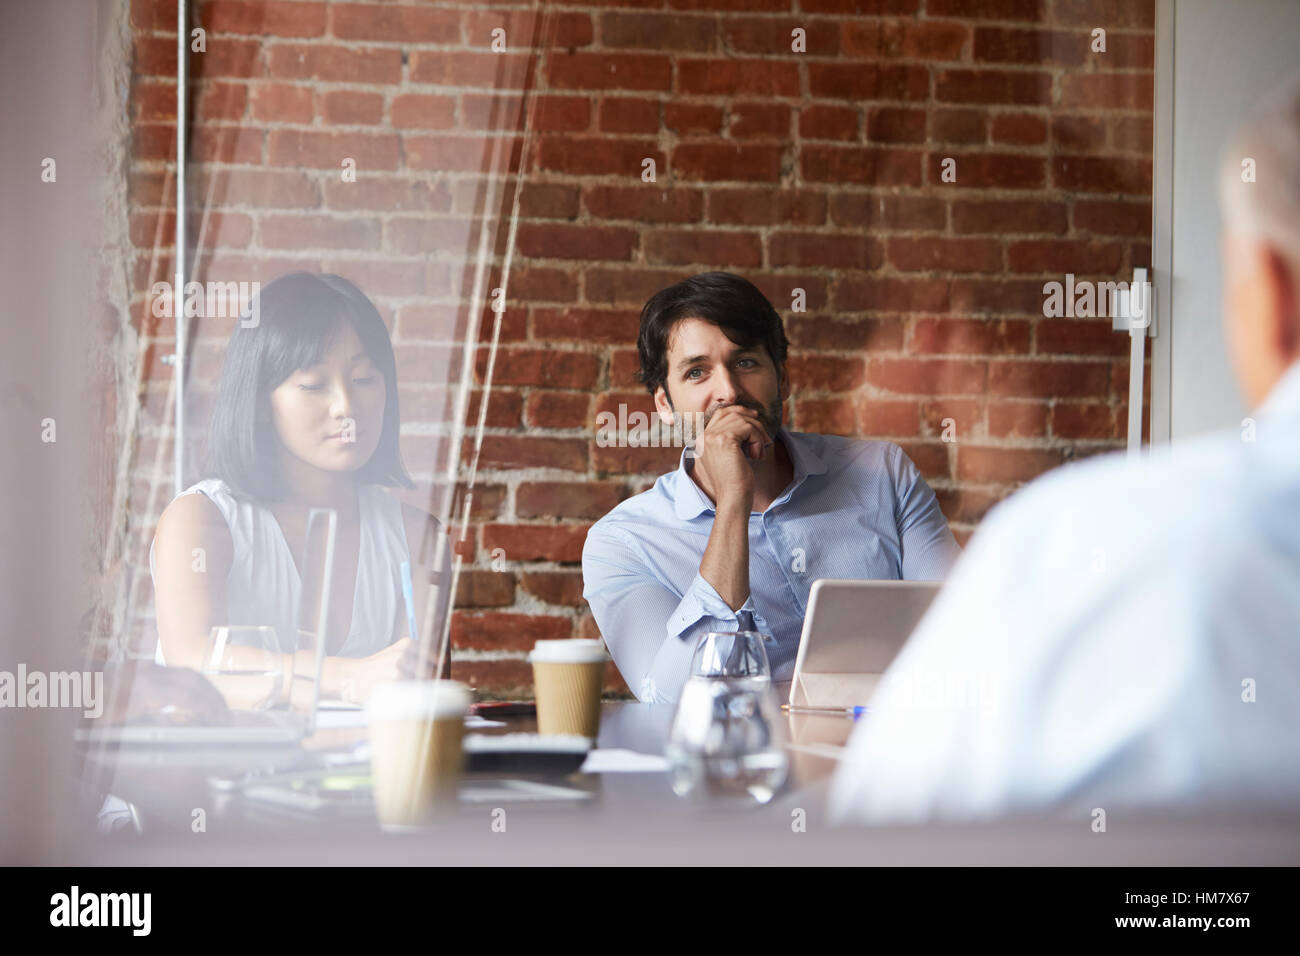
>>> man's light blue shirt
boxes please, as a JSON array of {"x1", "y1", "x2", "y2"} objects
[
  {"x1": 582, "y1": 429, "x2": 961, "y2": 703},
  {"x1": 829, "y1": 362, "x2": 1300, "y2": 824}
]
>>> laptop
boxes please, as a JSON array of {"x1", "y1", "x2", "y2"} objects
[
  {"x1": 78, "y1": 508, "x2": 338, "y2": 746},
  {"x1": 788, "y1": 579, "x2": 941, "y2": 710}
]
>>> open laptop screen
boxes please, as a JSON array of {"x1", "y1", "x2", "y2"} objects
[{"x1": 290, "y1": 508, "x2": 337, "y2": 729}]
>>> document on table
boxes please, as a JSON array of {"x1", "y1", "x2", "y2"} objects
[
  {"x1": 314, "y1": 708, "x2": 505, "y2": 730},
  {"x1": 580, "y1": 749, "x2": 670, "y2": 774}
]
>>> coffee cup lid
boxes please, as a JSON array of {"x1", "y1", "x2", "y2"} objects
[
  {"x1": 528, "y1": 639, "x2": 609, "y2": 664},
  {"x1": 366, "y1": 680, "x2": 471, "y2": 720}
]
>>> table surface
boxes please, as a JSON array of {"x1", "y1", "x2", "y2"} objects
[
  {"x1": 82, "y1": 701, "x2": 852, "y2": 828},
  {"x1": 76, "y1": 701, "x2": 1300, "y2": 866}
]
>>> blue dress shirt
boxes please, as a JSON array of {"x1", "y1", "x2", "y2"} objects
[{"x1": 582, "y1": 429, "x2": 961, "y2": 703}]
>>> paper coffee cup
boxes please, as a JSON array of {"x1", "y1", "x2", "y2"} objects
[
  {"x1": 366, "y1": 680, "x2": 470, "y2": 827},
  {"x1": 529, "y1": 639, "x2": 608, "y2": 738}
]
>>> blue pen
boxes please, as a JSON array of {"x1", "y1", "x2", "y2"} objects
[{"x1": 782, "y1": 705, "x2": 871, "y2": 719}]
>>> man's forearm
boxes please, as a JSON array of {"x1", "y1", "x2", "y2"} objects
[{"x1": 699, "y1": 496, "x2": 752, "y2": 610}]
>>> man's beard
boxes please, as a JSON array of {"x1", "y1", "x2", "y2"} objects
[{"x1": 665, "y1": 392, "x2": 784, "y2": 453}]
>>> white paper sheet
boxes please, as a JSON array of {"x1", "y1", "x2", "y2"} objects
[
  {"x1": 580, "y1": 748, "x2": 670, "y2": 774},
  {"x1": 313, "y1": 710, "x2": 505, "y2": 729}
]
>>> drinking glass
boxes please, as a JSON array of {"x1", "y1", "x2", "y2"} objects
[
  {"x1": 665, "y1": 631, "x2": 789, "y2": 805},
  {"x1": 201, "y1": 625, "x2": 287, "y2": 711}
]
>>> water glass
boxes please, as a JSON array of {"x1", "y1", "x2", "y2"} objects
[
  {"x1": 201, "y1": 625, "x2": 287, "y2": 711},
  {"x1": 666, "y1": 631, "x2": 789, "y2": 805}
]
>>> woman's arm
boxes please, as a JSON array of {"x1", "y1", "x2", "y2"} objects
[
  {"x1": 152, "y1": 492, "x2": 236, "y2": 671},
  {"x1": 153, "y1": 493, "x2": 310, "y2": 706},
  {"x1": 153, "y1": 492, "x2": 398, "y2": 707}
]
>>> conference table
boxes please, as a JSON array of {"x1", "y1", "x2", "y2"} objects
[
  {"x1": 80, "y1": 702, "x2": 850, "y2": 832},
  {"x1": 75, "y1": 702, "x2": 1300, "y2": 866}
]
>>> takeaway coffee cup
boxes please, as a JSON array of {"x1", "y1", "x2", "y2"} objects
[
  {"x1": 366, "y1": 680, "x2": 471, "y2": 828},
  {"x1": 529, "y1": 639, "x2": 608, "y2": 738}
]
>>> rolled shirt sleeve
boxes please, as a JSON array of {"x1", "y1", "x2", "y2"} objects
[{"x1": 583, "y1": 529, "x2": 770, "y2": 704}]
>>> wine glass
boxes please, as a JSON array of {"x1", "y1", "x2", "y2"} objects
[{"x1": 201, "y1": 626, "x2": 286, "y2": 711}]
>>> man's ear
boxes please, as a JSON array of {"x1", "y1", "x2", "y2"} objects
[
  {"x1": 778, "y1": 364, "x2": 790, "y2": 403},
  {"x1": 653, "y1": 385, "x2": 675, "y2": 427},
  {"x1": 1264, "y1": 246, "x2": 1300, "y2": 360}
]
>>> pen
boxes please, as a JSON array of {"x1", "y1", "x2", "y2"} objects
[{"x1": 782, "y1": 705, "x2": 871, "y2": 718}]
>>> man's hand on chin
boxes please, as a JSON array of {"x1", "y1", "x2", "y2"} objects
[{"x1": 690, "y1": 404, "x2": 773, "y2": 508}]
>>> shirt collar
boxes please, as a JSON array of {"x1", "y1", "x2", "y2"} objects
[
  {"x1": 670, "y1": 428, "x2": 827, "y2": 520},
  {"x1": 1257, "y1": 360, "x2": 1300, "y2": 422}
]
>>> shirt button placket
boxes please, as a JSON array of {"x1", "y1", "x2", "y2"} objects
[{"x1": 762, "y1": 515, "x2": 803, "y2": 616}]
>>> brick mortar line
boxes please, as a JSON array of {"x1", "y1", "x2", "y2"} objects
[
  {"x1": 138, "y1": 25, "x2": 1158, "y2": 43},
  {"x1": 126, "y1": 207, "x2": 1151, "y2": 220},
  {"x1": 124, "y1": 165, "x2": 1158, "y2": 183}
]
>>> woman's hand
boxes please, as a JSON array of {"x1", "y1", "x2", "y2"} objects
[
  {"x1": 397, "y1": 638, "x2": 447, "y2": 681},
  {"x1": 338, "y1": 638, "x2": 415, "y2": 705}
]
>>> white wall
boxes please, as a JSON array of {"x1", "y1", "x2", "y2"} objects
[{"x1": 1152, "y1": 0, "x2": 1300, "y2": 443}]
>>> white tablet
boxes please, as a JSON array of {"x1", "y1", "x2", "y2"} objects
[{"x1": 789, "y1": 579, "x2": 941, "y2": 710}]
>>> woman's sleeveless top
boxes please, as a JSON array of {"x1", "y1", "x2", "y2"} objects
[{"x1": 150, "y1": 478, "x2": 410, "y2": 662}]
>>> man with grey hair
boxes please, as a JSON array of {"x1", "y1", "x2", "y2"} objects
[{"x1": 829, "y1": 73, "x2": 1300, "y2": 824}]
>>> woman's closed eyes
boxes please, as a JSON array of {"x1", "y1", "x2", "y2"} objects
[{"x1": 297, "y1": 375, "x2": 378, "y2": 391}]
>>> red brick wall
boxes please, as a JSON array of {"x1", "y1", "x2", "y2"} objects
[{"x1": 123, "y1": 0, "x2": 1153, "y2": 696}]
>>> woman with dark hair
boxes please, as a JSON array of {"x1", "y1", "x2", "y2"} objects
[{"x1": 150, "y1": 272, "x2": 447, "y2": 704}]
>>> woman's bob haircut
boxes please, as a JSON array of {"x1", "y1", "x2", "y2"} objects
[{"x1": 205, "y1": 272, "x2": 413, "y2": 501}]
